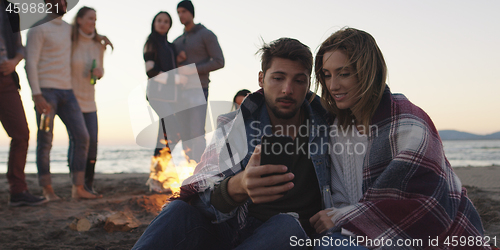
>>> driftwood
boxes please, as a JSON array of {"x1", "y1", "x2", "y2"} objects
[
  {"x1": 103, "y1": 211, "x2": 141, "y2": 232},
  {"x1": 68, "y1": 212, "x2": 108, "y2": 232},
  {"x1": 69, "y1": 218, "x2": 91, "y2": 232}
]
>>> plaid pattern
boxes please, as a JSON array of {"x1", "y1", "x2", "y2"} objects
[{"x1": 334, "y1": 87, "x2": 489, "y2": 249}]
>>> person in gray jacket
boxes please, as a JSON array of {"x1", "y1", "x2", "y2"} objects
[{"x1": 173, "y1": 0, "x2": 224, "y2": 163}]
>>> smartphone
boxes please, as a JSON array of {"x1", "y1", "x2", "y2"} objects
[{"x1": 260, "y1": 135, "x2": 294, "y2": 177}]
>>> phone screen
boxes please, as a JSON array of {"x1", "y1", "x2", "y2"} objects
[{"x1": 260, "y1": 135, "x2": 294, "y2": 176}]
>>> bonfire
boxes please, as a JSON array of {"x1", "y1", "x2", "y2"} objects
[{"x1": 146, "y1": 146, "x2": 196, "y2": 195}]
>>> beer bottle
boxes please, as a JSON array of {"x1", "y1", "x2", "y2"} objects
[{"x1": 90, "y1": 59, "x2": 97, "y2": 85}]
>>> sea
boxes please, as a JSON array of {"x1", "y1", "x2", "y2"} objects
[{"x1": 1, "y1": 140, "x2": 500, "y2": 174}]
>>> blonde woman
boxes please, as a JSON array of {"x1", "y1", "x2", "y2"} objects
[
  {"x1": 70, "y1": 6, "x2": 110, "y2": 196},
  {"x1": 310, "y1": 28, "x2": 487, "y2": 249}
]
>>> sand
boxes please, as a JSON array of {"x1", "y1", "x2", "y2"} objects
[
  {"x1": 454, "y1": 166, "x2": 500, "y2": 243},
  {"x1": 0, "y1": 173, "x2": 169, "y2": 250},
  {"x1": 0, "y1": 166, "x2": 498, "y2": 249}
]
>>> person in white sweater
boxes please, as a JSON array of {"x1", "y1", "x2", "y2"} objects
[
  {"x1": 70, "y1": 6, "x2": 109, "y2": 195},
  {"x1": 25, "y1": 0, "x2": 100, "y2": 200}
]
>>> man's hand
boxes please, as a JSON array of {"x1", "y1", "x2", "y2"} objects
[
  {"x1": 100, "y1": 35, "x2": 114, "y2": 50},
  {"x1": 227, "y1": 145, "x2": 295, "y2": 204},
  {"x1": 0, "y1": 59, "x2": 17, "y2": 75},
  {"x1": 33, "y1": 94, "x2": 51, "y2": 114},
  {"x1": 309, "y1": 209, "x2": 336, "y2": 234},
  {"x1": 177, "y1": 51, "x2": 186, "y2": 64}
]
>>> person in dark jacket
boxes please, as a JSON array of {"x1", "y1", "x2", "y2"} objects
[{"x1": 143, "y1": 11, "x2": 179, "y2": 156}]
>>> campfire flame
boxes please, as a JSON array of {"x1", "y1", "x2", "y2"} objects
[{"x1": 146, "y1": 145, "x2": 196, "y2": 194}]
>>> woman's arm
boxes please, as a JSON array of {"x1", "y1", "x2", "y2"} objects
[
  {"x1": 91, "y1": 43, "x2": 106, "y2": 79},
  {"x1": 143, "y1": 44, "x2": 160, "y2": 79}
]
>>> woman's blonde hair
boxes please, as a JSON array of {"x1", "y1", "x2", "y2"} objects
[
  {"x1": 315, "y1": 27, "x2": 387, "y2": 130},
  {"x1": 71, "y1": 7, "x2": 100, "y2": 46}
]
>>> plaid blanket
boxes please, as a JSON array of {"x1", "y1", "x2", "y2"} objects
[{"x1": 334, "y1": 87, "x2": 489, "y2": 249}]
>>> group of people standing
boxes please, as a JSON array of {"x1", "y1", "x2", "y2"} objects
[
  {"x1": 1, "y1": 0, "x2": 109, "y2": 205},
  {"x1": 1, "y1": 0, "x2": 225, "y2": 206},
  {"x1": 143, "y1": 0, "x2": 224, "y2": 162}
]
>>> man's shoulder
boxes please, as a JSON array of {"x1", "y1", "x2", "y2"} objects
[
  {"x1": 29, "y1": 17, "x2": 70, "y2": 32},
  {"x1": 196, "y1": 24, "x2": 217, "y2": 37},
  {"x1": 173, "y1": 34, "x2": 182, "y2": 44},
  {"x1": 29, "y1": 19, "x2": 47, "y2": 32}
]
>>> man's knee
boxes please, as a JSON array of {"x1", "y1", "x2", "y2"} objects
[
  {"x1": 160, "y1": 200, "x2": 199, "y2": 219},
  {"x1": 164, "y1": 200, "x2": 190, "y2": 212},
  {"x1": 270, "y1": 213, "x2": 301, "y2": 226},
  {"x1": 73, "y1": 128, "x2": 90, "y2": 146},
  {"x1": 268, "y1": 213, "x2": 307, "y2": 236},
  {"x1": 11, "y1": 126, "x2": 29, "y2": 144}
]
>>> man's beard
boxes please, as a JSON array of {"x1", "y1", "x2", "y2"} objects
[{"x1": 267, "y1": 96, "x2": 300, "y2": 120}]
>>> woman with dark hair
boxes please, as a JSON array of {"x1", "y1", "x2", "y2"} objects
[
  {"x1": 309, "y1": 28, "x2": 488, "y2": 249},
  {"x1": 70, "y1": 6, "x2": 110, "y2": 197},
  {"x1": 231, "y1": 89, "x2": 251, "y2": 111},
  {"x1": 144, "y1": 11, "x2": 180, "y2": 79},
  {"x1": 143, "y1": 11, "x2": 182, "y2": 156}
]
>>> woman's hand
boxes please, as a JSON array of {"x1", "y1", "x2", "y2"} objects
[
  {"x1": 310, "y1": 209, "x2": 336, "y2": 234},
  {"x1": 93, "y1": 67, "x2": 104, "y2": 79}
]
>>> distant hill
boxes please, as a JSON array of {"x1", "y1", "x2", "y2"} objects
[
  {"x1": 488, "y1": 131, "x2": 500, "y2": 139},
  {"x1": 439, "y1": 130, "x2": 500, "y2": 140}
]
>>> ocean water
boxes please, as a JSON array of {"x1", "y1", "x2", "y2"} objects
[
  {"x1": 0, "y1": 144, "x2": 187, "y2": 174},
  {"x1": 1, "y1": 140, "x2": 500, "y2": 174},
  {"x1": 442, "y1": 139, "x2": 500, "y2": 167}
]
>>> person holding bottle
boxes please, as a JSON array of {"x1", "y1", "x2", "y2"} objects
[
  {"x1": 25, "y1": 0, "x2": 99, "y2": 200},
  {"x1": 70, "y1": 6, "x2": 110, "y2": 195}
]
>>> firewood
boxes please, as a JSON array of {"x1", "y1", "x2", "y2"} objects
[
  {"x1": 68, "y1": 218, "x2": 91, "y2": 232},
  {"x1": 103, "y1": 211, "x2": 141, "y2": 232}
]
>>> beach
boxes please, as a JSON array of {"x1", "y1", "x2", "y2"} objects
[{"x1": 0, "y1": 166, "x2": 499, "y2": 249}]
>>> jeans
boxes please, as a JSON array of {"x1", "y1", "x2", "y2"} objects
[
  {"x1": 36, "y1": 88, "x2": 89, "y2": 186},
  {"x1": 0, "y1": 74, "x2": 29, "y2": 194},
  {"x1": 82, "y1": 112, "x2": 98, "y2": 161},
  {"x1": 82, "y1": 112, "x2": 98, "y2": 188},
  {"x1": 153, "y1": 87, "x2": 208, "y2": 163},
  {"x1": 132, "y1": 200, "x2": 309, "y2": 250}
]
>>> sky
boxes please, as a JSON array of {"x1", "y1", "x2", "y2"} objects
[{"x1": 1, "y1": 0, "x2": 499, "y2": 147}]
